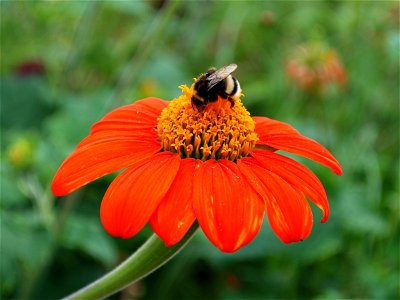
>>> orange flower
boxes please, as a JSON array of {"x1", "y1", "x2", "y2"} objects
[
  {"x1": 52, "y1": 84, "x2": 342, "y2": 252},
  {"x1": 286, "y1": 43, "x2": 347, "y2": 91}
]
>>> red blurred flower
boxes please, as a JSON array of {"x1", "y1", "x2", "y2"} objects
[
  {"x1": 15, "y1": 59, "x2": 46, "y2": 77},
  {"x1": 52, "y1": 84, "x2": 342, "y2": 252},
  {"x1": 286, "y1": 43, "x2": 347, "y2": 91}
]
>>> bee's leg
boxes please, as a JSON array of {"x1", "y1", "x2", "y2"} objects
[
  {"x1": 191, "y1": 97, "x2": 205, "y2": 112},
  {"x1": 227, "y1": 97, "x2": 235, "y2": 108}
]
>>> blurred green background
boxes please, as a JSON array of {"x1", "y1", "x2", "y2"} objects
[{"x1": 1, "y1": 1, "x2": 399, "y2": 299}]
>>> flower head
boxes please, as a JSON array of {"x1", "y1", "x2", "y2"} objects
[
  {"x1": 52, "y1": 80, "x2": 342, "y2": 252},
  {"x1": 286, "y1": 43, "x2": 347, "y2": 91}
]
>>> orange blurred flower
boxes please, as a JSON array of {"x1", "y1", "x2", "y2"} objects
[
  {"x1": 52, "y1": 84, "x2": 342, "y2": 252},
  {"x1": 286, "y1": 43, "x2": 347, "y2": 91}
]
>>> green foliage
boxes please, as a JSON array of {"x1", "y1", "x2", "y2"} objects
[
  {"x1": 61, "y1": 213, "x2": 118, "y2": 267},
  {"x1": 1, "y1": 77, "x2": 53, "y2": 130},
  {"x1": 1, "y1": 1, "x2": 398, "y2": 299}
]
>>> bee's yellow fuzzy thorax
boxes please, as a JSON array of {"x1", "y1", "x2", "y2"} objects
[{"x1": 157, "y1": 84, "x2": 258, "y2": 162}]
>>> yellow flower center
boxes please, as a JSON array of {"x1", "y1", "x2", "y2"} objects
[{"x1": 157, "y1": 84, "x2": 258, "y2": 162}]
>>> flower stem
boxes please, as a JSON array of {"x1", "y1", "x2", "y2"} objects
[{"x1": 64, "y1": 222, "x2": 199, "y2": 300}]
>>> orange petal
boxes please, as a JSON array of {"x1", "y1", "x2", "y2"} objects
[
  {"x1": 253, "y1": 116, "x2": 342, "y2": 175},
  {"x1": 100, "y1": 152, "x2": 180, "y2": 239},
  {"x1": 51, "y1": 138, "x2": 160, "y2": 196},
  {"x1": 91, "y1": 98, "x2": 167, "y2": 133},
  {"x1": 193, "y1": 159, "x2": 264, "y2": 252},
  {"x1": 150, "y1": 158, "x2": 200, "y2": 246},
  {"x1": 250, "y1": 149, "x2": 330, "y2": 223},
  {"x1": 51, "y1": 98, "x2": 168, "y2": 196},
  {"x1": 78, "y1": 98, "x2": 168, "y2": 147},
  {"x1": 237, "y1": 158, "x2": 269, "y2": 200},
  {"x1": 239, "y1": 159, "x2": 313, "y2": 243}
]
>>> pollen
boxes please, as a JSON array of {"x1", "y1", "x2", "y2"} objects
[{"x1": 157, "y1": 84, "x2": 258, "y2": 162}]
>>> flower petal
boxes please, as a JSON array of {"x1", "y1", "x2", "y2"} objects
[
  {"x1": 253, "y1": 116, "x2": 342, "y2": 175},
  {"x1": 250, "y1": 149, "x2": 330, "y2": 223},
  {"x1": 239, "y1": 158, "x2": 313, "y2": 243},
  {"x1": 100, "y1": 152, "x2": 180, "y2": 239},
  {"x1": 91, "y1": 97, "x2": 167, "y2": 133},
  {"x1": 78, "y1": 97, "x2": 168, "y2": 147},
  {"x1": 193, "y1": 159, "x2": 264, "y2": 252},
  {"x1": 51, "y1": 98, "x2": 168, "y2": 196},
  {"x1": 150, "y1": 158, "x2": 200, "y2": 246},
  {"x1": 51, "y1": 138, "x2": 161, "y2": 196}
]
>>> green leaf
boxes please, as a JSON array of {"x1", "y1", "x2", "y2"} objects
[
  {"x1": 0, "y1": 76, "x2": 53, "y2": 130},
  {"x1": 61, "y1": 213, "x2": 117, "y2": 267},
  {"x1": 0, "y1": 164, "x2": 28, "y2": 208},
  {"x1": 0, "y1": 210, "x2": 52, "y2": 295}
]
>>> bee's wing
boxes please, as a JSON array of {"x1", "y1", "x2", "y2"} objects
[{"x1": 207, "y1": 64, "x2": 237, "y2": 90}]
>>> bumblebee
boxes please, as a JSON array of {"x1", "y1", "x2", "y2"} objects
[{"x1": 191, "y1": 64, "x2": 241, "y2": 111}]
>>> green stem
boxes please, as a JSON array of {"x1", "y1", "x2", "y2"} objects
[
  {"x1": 110, "y1": 0, "x2": 182, "y2": 108},
  {"x1": 64, "y1": 222, "x2": 199, "y2": 300},
  {"x1": 17, "y1": 180, "x2": 82, "y2": 300}
]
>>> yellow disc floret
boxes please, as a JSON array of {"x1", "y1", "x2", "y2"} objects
[{"x1": 157, "y1": 84, "x2": 258, "y2": 162}]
